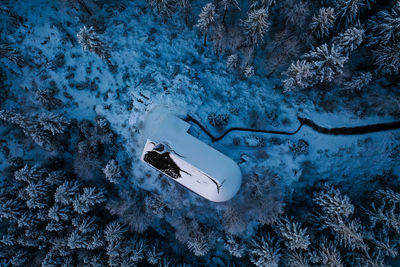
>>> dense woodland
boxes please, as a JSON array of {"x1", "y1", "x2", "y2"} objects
[{"x1": 0, "y1": 0, "x2": 400, "y2": 266}]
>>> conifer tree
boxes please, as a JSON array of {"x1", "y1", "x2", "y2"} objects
[
  {"x1": 77, "y1": 26, "x2": 111, "y2": 61},
  {"x1": 103, "y1": 159, "x2": 122, "y2": 184},
  {"x1": 147, "y1": 0, "x2": 176, "y2": 21},
  {"x1": 334, "y1": 0, "x2": 365, "y2": 28},
  {"x1": 196, "y1": 3, "x2": 218, "y2": 47},
  {"x1": 242, "y1": 8, "x2": 270, "y2": 47},
  {"x1": 343, "y1": 72, "x2": 372, "y2": 91},
  {"x1": 302, "y1": 44, "x2": 348, "y2": 83},
  {"x1": 227, "y1": 54, "x2": 239, "y2": 69},
  {"x1": 332, "y1": 26, "x2": 364, "y2": 54},
  {"x1": 220, "y1": 0, "x2": 240, "y2": 23},
  {"x1": 367, "y1": 2, "x2": 400, "y2": 47},
  {"x1": 311, "y1": 7, "x2": 335, "y2": 39},
  {"x1": 283, "y1": 60, "x2": 313, "y2": 91}
]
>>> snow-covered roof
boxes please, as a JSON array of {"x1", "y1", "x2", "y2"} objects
[{"x1": 141, "y1": 109, "x2": 242, "y2": 202}]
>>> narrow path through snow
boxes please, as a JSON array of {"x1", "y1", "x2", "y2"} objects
[{"x1": 187, "y1": 115, "x2": 400, "y2": 142}]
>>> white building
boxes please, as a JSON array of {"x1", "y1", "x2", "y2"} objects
[{"x1": 141, "y1": 109, "x2": 242, "y2": 202}]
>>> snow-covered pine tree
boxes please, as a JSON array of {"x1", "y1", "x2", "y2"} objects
[
  {"x1": 147, "y1": 0, "x2": 176, "y2": 21},
  {"x1": 35, "y1": 88, "x2": 62, "y2": 110},
  {"x1": 220, "y1": 0, "x2": 240, "y2": 23},
  {"x1": 55, "y1": 180, "x2": 82, "y2": 205},
  {"x1": 224, "y1": 234, "x2": 247, "y2": 258},
  {"x1": 302, "y1": 44, "x2": 348, "y2": 84},
  {"x1": 146, "y1": 245, "x2": 163, "y2": 264},
  {"x1": 283, "y1": 60, "x2": 313, "y2": 91},
  {"x1": 367, "y1": 2, "x2": 400, "y2": 47},
  {"x1": 103, "y1": 159, "x2": 122, "y2": 184},
  {"x1": 283, "y1": 250, "x2": 310, "y2": 267},
  {"x1": 318, "y1": 240, "x2": 344, "y2": 267},
  {"x1": 242, "y1": 8, "x2": 270, "y2": 47},
  {"x1": 313, "y1": 185, "x2": 368, "y2": 252},
  {"x1": 196, "y1": 3, "x2": 218, "y2": 47},
  {"x1": 332, "y1": 26, "x2": 364, "y2": 54},
  {"x1": 178, "y1": 0, "x2": 191, "y2": 25},
  {"x1": 311, "y1": 7, "x2": 335, "y2": 39},
  {"x1": 38, "y1": 113, "x2": 69, "y2": 135},
  {"x1": 313, "y1": 184, "x2": 354, "y2": 219},
  {"x1": 77, "y1": 26, "x2": 111, "y2": 61},
  {"x1": 334, "y1": 0, "x2": 365, "y2": 28},
  {"x1": 343, "y1": 72, "x2": 372, "y2": 92},
  {"x1": 278, "y1": 218, "x2": 310, "y2": 251},
  {"x1": 187, "y1": 231, "x2": 211, "y2": 256},
  {"x1": 373, "y1": 42, "x2": 400, "y2": 75},
  {"x1": 0, "y1": 110, "x2": 68, "y2": 150},
  {"x1": 227, "y1": 54, "x2": 239, "y2": 69},
  {"x1": 243, "y1": 65, "x2": 255, "y2": 79},
  {"x1": 47, "y1": 204, "x2": 70, "y2": 222},
  {"x1": 249, "y1": 233, "x2": 281, "y2": 267},
  {"x1": 73, "y1": 187, "x2": 106, "y2": 214}
]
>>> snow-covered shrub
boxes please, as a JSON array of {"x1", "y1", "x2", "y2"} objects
[
  {"x1": 227, "y1": 54, "x2": 238, "y2": 69},
  {"x1": 311, "y1": 7, "x2": 335, "y2": 39},
  {"x1": 249, "y1": 233, "x2": 280, "y2": 267},
  {"x1": 0, "y1": 43, "x2": 25, "y2": 67},
  {"x1": 343, "y1": 72, "x2": 372, "y2": 92},
  {"x1": 278, "y1": 218, "x2": 310, "y2": 250},
  {"x1": 242, "y1": 8, "x2": 270, "y2": 47},
  {"x1": 332, "y1": 26, "x2": 364, "y2": 54},
  {"x1": 77, "y1": 26, "x2": 111, "y2": 61},
  {"x1": 148, "y1": 0, "x2": 176, "y2": 21},
  {"x1": 289, "y1": 139, "x2": 309, "y2": 158},
  {"x1": 103, "y1": 159, "x2": 122, "y2": 184},
  {"x1": 196, "y1": 3, "x2": 218, "y2": 47},
  {"x1": 207, "y1": 112, "x2": 229, "y2": 128},
  {"x1": 244, "y1": 135, "x2": 266, "y2": 147},
  {"x1": 367, "y1": 2, "x2": 400, "y2": 47}
]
